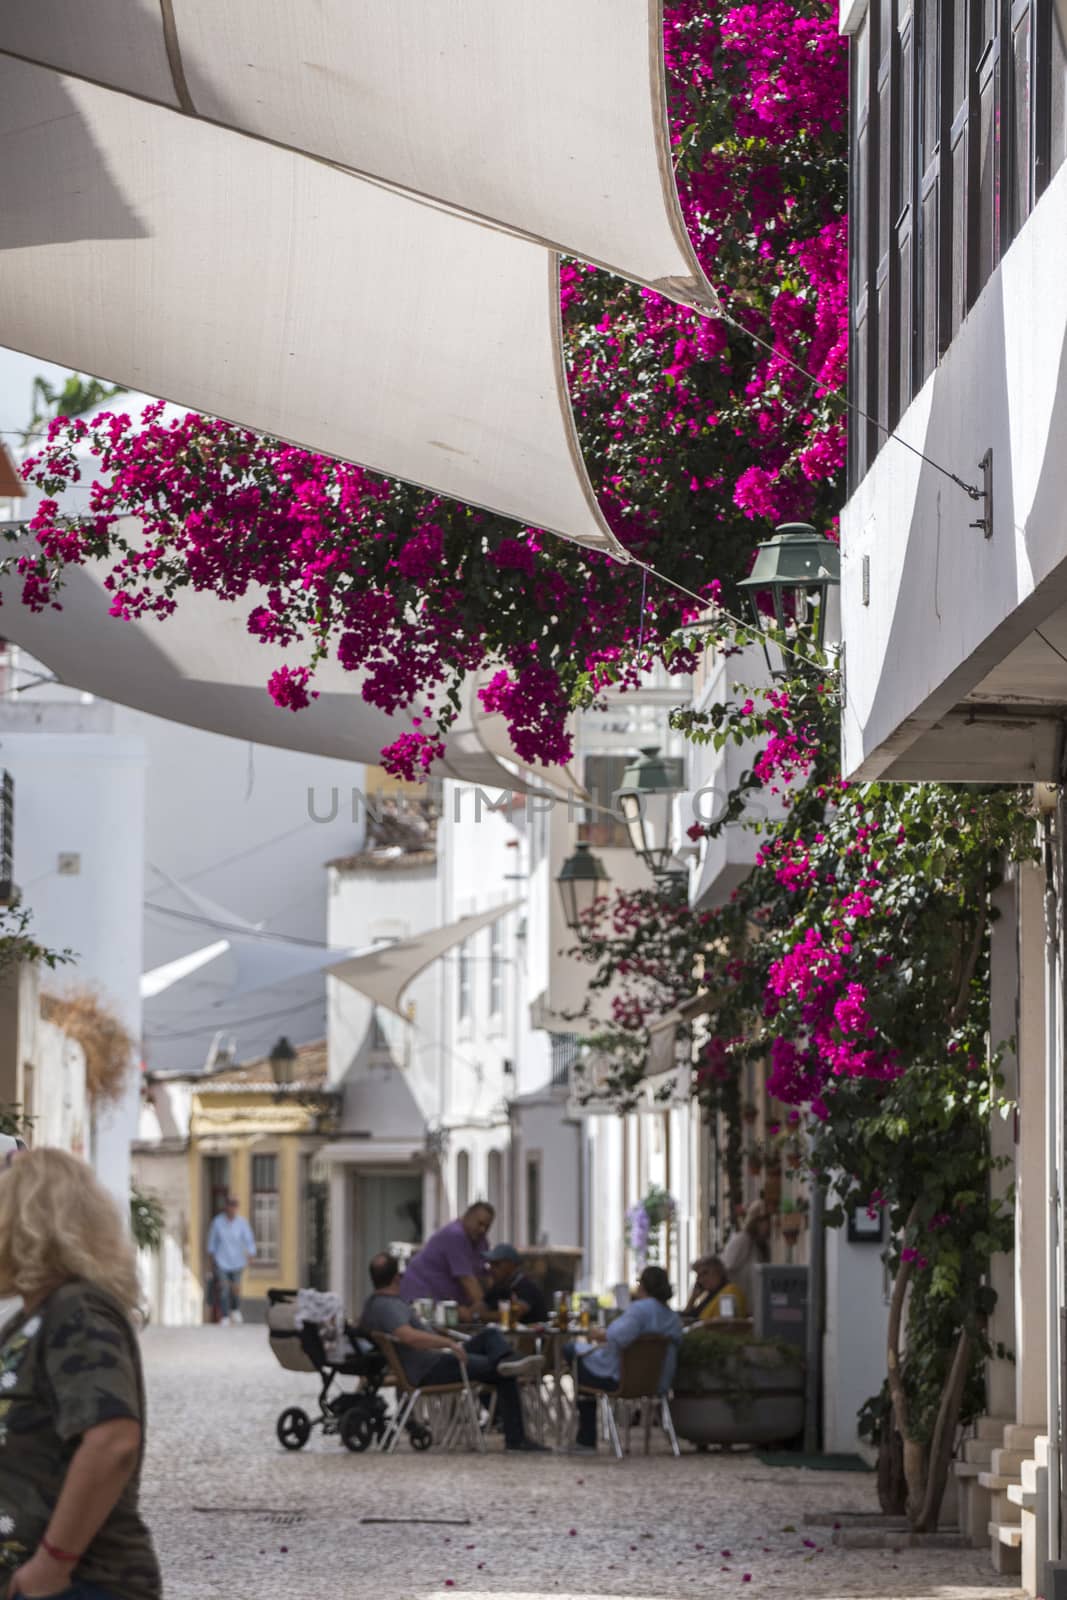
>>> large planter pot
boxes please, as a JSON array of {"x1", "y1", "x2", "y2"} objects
[
  {"x1": 671, "y1": 1335, "x2": 805, "y2": 1446},
  {"x1": 671, "y1": 1388, "x2": 805, "y2": 1446}
]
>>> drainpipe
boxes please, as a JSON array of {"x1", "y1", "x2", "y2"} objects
[
  {"x1": 1045, "y1": 808, "x2": 1063, "y2": 1579},
  {"x1": 804, "y1": 1180, "x2": 825, "y2": 1454}
]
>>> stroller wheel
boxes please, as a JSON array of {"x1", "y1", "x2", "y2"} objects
[
  {"x1": 277, "y1": 1406, "x2": 312, "y2": 1451},
  {"x1": 409, "y1": 1422, "x2": 433, "y2": 1451},
  {"x1": 340, "y1": 1409, "x2": 374, "y2": 1453}
]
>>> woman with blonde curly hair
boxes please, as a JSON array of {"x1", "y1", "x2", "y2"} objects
[{"x1": 0, "y1": 1149, "x2": 161, "y2": 1599}]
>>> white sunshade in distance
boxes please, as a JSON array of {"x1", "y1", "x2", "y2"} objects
[
  {"x1": 327, "y1": 901, "x2": 522, "y2": 1020},
  {"x1": 0, "y1": 0, "x2": 716, "y2": 309}
]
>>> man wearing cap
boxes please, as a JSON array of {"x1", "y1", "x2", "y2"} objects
[{"x1": 482, "y1": 1244, "x2": 548, "y2": 1325}]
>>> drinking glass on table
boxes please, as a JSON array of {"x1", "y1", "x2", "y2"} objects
[{"x1": 498, "y1": 1297, "x2": 512, "y2": 1330}]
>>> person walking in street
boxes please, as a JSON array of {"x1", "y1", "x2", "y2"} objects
[
  {"x1": 720, "y1": 1200, "x2": 772, "y2": 1311},
  {"x1": 0, "y1": 1147, "x2": 162, "y2": 1600},
  {"x1": 399, "y1": 1201, "x2": 493, "y2": 1321},
  {"x1": 360, "y1": 1253, "x2": 547, "y2": 1452},
  {"x1": 206, "y1": 1193, "x2": 256, "y2": 1326},
  {"x1": 567, "y1": 1265, "x2": 682, "y2": 1453}
]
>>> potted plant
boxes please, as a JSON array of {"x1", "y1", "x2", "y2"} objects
[
  {"x1": 745, "y1": 1144, "x2": 764, "y2": 1177},
  {"x1": 780, "y1": 1198, "x2": 803, "y2": 1245},
  {"x1": 671, "y1": 1327, "x2": 805, "y2": 1447},
  {"x1": 625, "y1": 1185, "x2": 676, "y2": 1267},
  {"x1": 741, "y1": 1101, "x2": 759, "y2": 1125}
]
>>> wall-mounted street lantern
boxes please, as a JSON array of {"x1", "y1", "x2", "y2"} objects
[
  {"x1": 555, "y1": 841, "x2": 610, "y2": 932},
  {"x1": 737, "y1": 521, "x2": 841, "y2": 674},
  {"x1": 269, "y1": 1034, "x2": 299, "y2": 1085},
  {"x1": 616, "y1": 746, "x2": 683, "y2": 879}
]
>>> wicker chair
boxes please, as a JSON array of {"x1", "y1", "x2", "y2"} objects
[
  {"x1": 574, "y1": 1334, "x2": 681, "y2": 1459},
  {"x1": 371, "y1": 1333, "x2": 486, "y2": 1454}
]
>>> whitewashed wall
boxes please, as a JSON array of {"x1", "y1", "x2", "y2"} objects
[{"x1": 0, "y1": 709, "x2": 146, "y2": 1203}]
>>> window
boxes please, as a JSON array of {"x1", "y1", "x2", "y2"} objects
[
  {"x1": 580, "y1": 753, "x2": 631, "y2": 849},
  {"x1": 849, "y1": 0, "x2": 1062, "y2": 490},
  {"x1": 550, "y1": 1032, "x2": 580, "y2": 1089},
  {"x1": 526, "y1": 1154, "x2": 542, "y2": 1247},
  {"x1": 489, "y1": 920, "x2": 504, "y2": 1017},
  {"x1": 456, "y1": 1149, "x2": 471, "y2": 1213},
  {"x1": 487, "y1": 1148, "x2": 504, "y2": 1220},
  {"x1": 251, "y1": 1153, "x2": 279, "y2": 1264},
  {"x1": 457, "y1": 941, "x2": 472, "y2": 1022}
]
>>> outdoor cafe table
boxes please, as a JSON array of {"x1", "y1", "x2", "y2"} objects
[
  {"x1": 432, "y1": 1321, "x2": 577, "y2": 1449},
  {"x1": 506, "y1": 1323, "x2": 574, "y2": 1449}
]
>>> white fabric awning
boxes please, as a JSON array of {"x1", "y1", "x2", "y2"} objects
[
  {"x1": 328, "y1": 900, "x2": 521, "y2": 1018},
  {"x1": 0, "y1": 1, "x2": 714, "y2": 305},
  {"x1": 0, "y1": 8, "x2": 716, "y2": 556}
]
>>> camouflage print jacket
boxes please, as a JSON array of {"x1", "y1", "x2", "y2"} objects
[{"x1": 0, "y1": 1279, "x2": 161, "y2": 1598}]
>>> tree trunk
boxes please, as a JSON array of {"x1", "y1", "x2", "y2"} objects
[
  {"x1": 886, "y1": 1203, "x2": 926, "y2": 1518},
  {"x1": 913, "y1": 1327, "x2": 972, "y2": 1532},
  {"x1": 876, "y1": 1424, "x2": 908, "y2": 1516}
]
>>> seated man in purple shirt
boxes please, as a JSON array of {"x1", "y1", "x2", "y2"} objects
[{"x1": 400, "y1": 1202, "x2": 494, "y2": 1322}]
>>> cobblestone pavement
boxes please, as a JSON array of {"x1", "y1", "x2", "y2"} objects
[{"x1": 141, "y1": 1326, "x2": 1023, "y2": 1600}]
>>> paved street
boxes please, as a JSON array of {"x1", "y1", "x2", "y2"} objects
[{"x1": 141, "y1": 1326, "x2": 1022, "y2": 1599}]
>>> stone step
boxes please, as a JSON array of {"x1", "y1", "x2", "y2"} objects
[
  {"x1": 991, "y1": 1447, "x2": 1030, "y2": 1477},
  {"x1": 977, "y1": 1473, "x2": 1014, "y2": 1493},
  {"x1": 962, "y1": 1439, "x2": 996, "y2": 1467},
  {"x1": 1035, "y1": 1435, "x2": 1050, "y2": 1469},
  {"x1": 989, "y1": 1521, "x2": 1024, "y2": 1549},
  {"x1": 1007, "y1": 1483, "x2": 1037, "y2": 1511},
  {"x1": 954, "y1": 1460, "x2": 982, "y2": 1480},
  {"x1": 986, "y1": 1491, "x2": 1022, "y2": 1526},
  {"x1": 975, "y1": 1416, "x2": 1012, "y2": 1443},
  {"x1": 1022, "y1": 1457, "x2": 1042, "y2": 1495},
  {"x1": 1003, "y1": 1423, "x2": 1043, "y2": 1451}
]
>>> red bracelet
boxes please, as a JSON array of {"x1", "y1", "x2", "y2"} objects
[{"x1": 40, "y1": 1536, "x2": 80, "y2": 1565}]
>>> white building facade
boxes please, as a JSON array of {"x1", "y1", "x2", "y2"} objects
[{"x1": 839, "y1": 0, "x2": 1067, "y2": 1584}]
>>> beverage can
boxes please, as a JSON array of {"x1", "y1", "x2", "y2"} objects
[{"x1": 719, "y1": 1294, "x2": 736, "y2": 1319}]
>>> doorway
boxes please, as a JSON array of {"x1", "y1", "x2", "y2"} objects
[{"x1": 353, "y1": 1173, "x2": 423, "y2": 1301}]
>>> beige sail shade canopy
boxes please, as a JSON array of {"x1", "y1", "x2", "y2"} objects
[
  {"x1": 0, "y1": 2, "x2": 720, "y2": 558},
  {"x1": 327, "y1": 900, "x2": 522, "y2": 1019},
  {"x1": 0, "y1": 0, "x2": 716, "y2": 309},
  {"x1": 0, "y1": 55, "x2": 620, "y2": 553}
]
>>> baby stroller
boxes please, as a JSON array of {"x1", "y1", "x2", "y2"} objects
[{"x1": 266, "y1": 1288, "x2": 432, "y2": 1453}]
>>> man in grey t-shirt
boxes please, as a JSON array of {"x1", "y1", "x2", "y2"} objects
[{"x1": 359, "y1": 1253, "x2": 546, "y2": 1451}]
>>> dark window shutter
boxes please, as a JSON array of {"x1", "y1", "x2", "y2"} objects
[{"x1": 897, "y1": 6, "x2": 917, "y2": 412}]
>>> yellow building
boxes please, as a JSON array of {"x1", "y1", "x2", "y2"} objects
[{"x1": 187, "y1": 1039, "x2": 338, "y2": 1320}]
